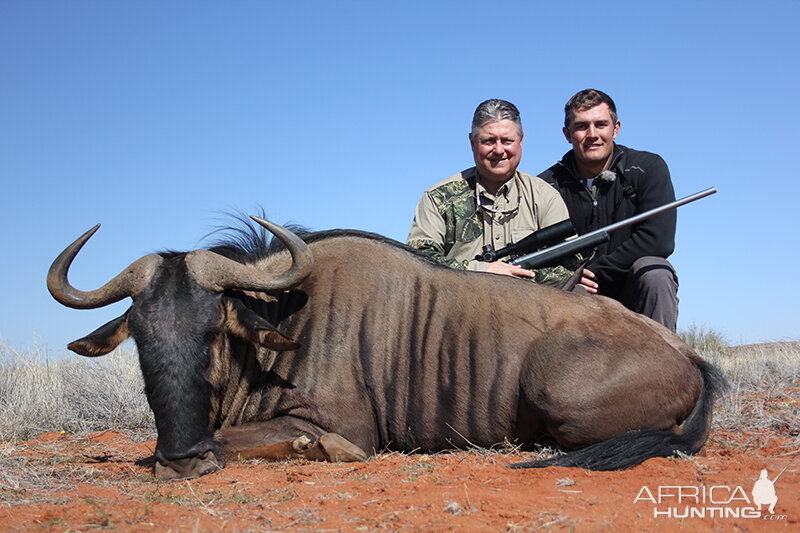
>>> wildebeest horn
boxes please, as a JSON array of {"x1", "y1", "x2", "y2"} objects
[
  {"x1": 47, "y1": 224, "x2": 163, "y2": 309},
  {"x1": 185, "y1": 217, "x2": 313, "y2": 293}
]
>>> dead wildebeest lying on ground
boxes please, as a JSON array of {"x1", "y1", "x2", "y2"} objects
[{"x1": 48, "y1": 217, "x2": 726, "y2": 479}]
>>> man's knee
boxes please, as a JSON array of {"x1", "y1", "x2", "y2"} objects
[
  {"x1": 625, "y1": 256, "x2": 679, "y2": 331},
  {"x1": 630, "y1": 256, "x2": 678, "y2": 292}
]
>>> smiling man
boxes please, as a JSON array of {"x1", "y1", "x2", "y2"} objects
[
  {"x1": 538, "y1": 89, "x2": 679, "y2": 330},
  {"x1": 407, "y1": 99, "x2": 577, "y2": 286}
]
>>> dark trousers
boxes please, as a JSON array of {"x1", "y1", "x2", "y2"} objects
[
  {"x1": 573, "y1": 256, "x2": 679, "y2": 331},
  {"x1": 619, "y1": 256, "x2": 679, "y2": 331}
]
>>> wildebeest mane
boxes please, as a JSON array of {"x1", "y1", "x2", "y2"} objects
[
  {"x1": 202, "y1": 209, "x2": 312, "y2": 262},
  {"x1": 200, "y1": 210, "x2": 443, "y2": 267}
]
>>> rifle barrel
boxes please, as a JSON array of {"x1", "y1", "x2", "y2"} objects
[
  {"x1": 590, "y1": 187, "x2": 716, "y2": 235},
  {"x1": 510, "y1": 187, "x2": 717, "y2": 269}
]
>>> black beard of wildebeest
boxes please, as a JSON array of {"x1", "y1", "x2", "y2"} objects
[{"x1": 48, "y1": 215, "x2": 727, "y2": 479}]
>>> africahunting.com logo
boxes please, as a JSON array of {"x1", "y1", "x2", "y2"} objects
[{"x1": 634, "y1": 467, "x2": 788, "y2": 521}]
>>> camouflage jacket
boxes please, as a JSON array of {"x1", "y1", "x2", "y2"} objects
[{"x1": 407, "y1": 168, "x2": 580, "y2": 287}]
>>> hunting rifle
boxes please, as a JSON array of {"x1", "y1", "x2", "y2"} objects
[{"x1": 476, "y1": 187, "x2": 717, "y2": 270}]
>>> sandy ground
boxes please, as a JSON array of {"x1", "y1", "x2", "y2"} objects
[{"x1": 1, "y1": 409, "x2": 797, "y2": 533}]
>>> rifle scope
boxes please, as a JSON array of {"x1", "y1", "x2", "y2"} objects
[{"x1": 475, "y1": 219, "x2": 575, "y2": 263}]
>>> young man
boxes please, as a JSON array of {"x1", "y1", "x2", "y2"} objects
[
  {"x1": 407, "y1": 99, "x2": 576, "y2": 286},
  {"x1": 538, "y1": 89, "x2": 679, "y2": 330}
]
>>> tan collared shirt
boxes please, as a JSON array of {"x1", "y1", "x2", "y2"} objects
[{"x1": 407, "y1": 168, "x2": 570, "y2": 272}]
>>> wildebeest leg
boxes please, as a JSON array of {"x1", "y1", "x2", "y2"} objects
[
  {"x1": 233, "y1": 434, "x2": 367, "y2": 462},
  {"x1": 215, "y1": 417, "x2": 368, "y2": 463}
]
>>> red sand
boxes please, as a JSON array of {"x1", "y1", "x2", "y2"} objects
[{"x1": 3, "y1": 418, "x2": 797, "y2": 532}]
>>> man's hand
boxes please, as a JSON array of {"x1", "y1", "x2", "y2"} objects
[
  {"x1": 487, "y1": 261, "x2": 535, "y2": 279},
  {"x1": 578, "y1": 268, "x2": 599, "y2": 293}
]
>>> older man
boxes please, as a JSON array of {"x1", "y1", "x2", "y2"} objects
[
  {"x1": 407, "y1": 99, "x2": 576, "y2": 286},
  {"x1": 538, "y1": 89, "x2": 679, "y2": 330}
]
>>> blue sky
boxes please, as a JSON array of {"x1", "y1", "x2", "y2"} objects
[{"x1": 2, "y1": 1, "x2": 798, "y2": 354}]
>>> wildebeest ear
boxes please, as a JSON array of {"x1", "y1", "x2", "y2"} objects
[
  {"x1": 67, "y1": 311, "x2": 131, "y2": 357},
  {"x1": 223, "y1": 298, "x2": 301, "y2": 351}
]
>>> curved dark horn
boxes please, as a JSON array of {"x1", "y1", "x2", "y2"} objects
[
  {"x1": 185, "y1": 217, "x2": 313, "y2": 293},
  {"x1": 47, "y1": 225, "x2": 163, "y2": 309}
]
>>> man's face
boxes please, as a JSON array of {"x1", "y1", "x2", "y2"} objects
[
  {"x1": 469, "y1": 119, "x2": 523, "y2": 186},
  {"x1": 563, "y1": 103, "x2": 620, "y2": 171}
]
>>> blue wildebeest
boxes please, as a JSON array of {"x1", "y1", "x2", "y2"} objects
[{"x1": 48, "y1": 218, "x2": 725, "y2": 479}]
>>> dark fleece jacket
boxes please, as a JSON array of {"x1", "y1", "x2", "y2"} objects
[{"x1": 537, "y1": 144, "x2": 676, "y2": 295}]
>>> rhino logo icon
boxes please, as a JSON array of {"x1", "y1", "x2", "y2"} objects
[{"x1": 752, "y1": 468, "x2": 786, "y2": 515}]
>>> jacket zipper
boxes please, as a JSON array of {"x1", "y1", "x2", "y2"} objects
[{"x1": 557, "y1": 161, "x2": 599, "y2": 231}]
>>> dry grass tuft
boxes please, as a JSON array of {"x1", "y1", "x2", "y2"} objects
[
  {"x1": 702, "y1": 340, "x2": 800, "y2": 446},
  {"x1": 0, "y1": 342, "x2": 155, "y2": 442},
  {"x1": 678, "y1": 324, "x2": 730, "y2": 353}
]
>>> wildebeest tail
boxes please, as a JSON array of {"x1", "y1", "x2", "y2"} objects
[{"x1": 511, "y1": 358, "x2": 728, "y2": 471}]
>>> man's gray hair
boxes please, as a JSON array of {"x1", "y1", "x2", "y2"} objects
[{"x1": 471, "y1": 99, "x2": 523, "y2": 136}]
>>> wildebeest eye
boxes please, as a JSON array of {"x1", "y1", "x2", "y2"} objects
[{"x1": 221, "y1": 297, "x2": 300, "y2": 351}]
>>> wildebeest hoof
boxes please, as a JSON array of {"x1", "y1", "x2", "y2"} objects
[
  {"x1": 292, "y1": 435, "x2": 313, "y2": 452},
  {"x1": 318, "y1": 433, "x2": 368, "y2": 462},
  {"x1": 154, "y1": 450, "x2": 224, "y2": 480}
]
